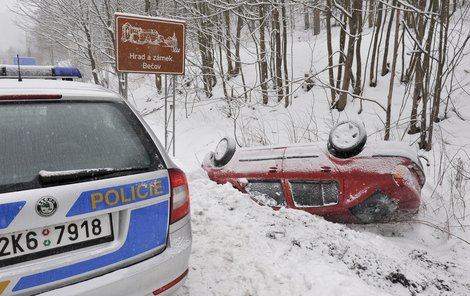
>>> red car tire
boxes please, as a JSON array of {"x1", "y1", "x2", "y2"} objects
[
  {"x1": 213, "y1": 136, "x2": 237, "y2": 167},
  {"x1": 327, "y1": 121, "x2": 367, "y2": 158}
]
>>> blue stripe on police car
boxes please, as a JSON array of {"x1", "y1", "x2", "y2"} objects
[
  {"x1": 66, "y1": 177, "x2": 170, "y2": 217},
  {"x1": 0, "y1": 201, "x2": 26, "y2": 229}
]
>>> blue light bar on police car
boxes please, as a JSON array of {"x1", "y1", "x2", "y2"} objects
[
  {"x1": 53, "y1": 67, "x2": 82, "y2": 78},
  {"x1": 0, "y1": 65, "x2": 82, "y2": 79}
]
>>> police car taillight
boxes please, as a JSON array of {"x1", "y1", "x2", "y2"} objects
[{"x1": 169, "y1": 168, "x2": 190, "y2": 224}]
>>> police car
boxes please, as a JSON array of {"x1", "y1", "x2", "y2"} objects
[{"x1": 0, "y1": 66, "x2": 191, "y2": 296}]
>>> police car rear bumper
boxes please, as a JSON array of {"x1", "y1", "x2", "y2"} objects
[{"x1": 40, "y1": 217, "x2": 191, "y2": 296}]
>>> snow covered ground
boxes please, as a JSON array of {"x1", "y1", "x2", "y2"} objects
[
  {"x1": 123, "y1": 26, "x2": 470, "y2": 295},
  {"x1": 174, "y1": 178, "x2": 469, "y2": 296},
  {"x1": 135, "y1": 86, "x2": 470, "y2": 295}
]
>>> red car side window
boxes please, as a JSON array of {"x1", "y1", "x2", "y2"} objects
[
  {"x1": 289, "y1": 180, "x2": 339, "y2": 207},
  {"x1": 246, "y1": 180, "x2": 286, "y2": 207}
]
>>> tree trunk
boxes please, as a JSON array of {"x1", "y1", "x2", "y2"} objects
[
  {"x1": 217, "y1": 20, "x2": 229, "y2": 101},
  {"x1": 304, "y1": 5, "x2": 310, "y2": 30},
  {"x1": 409, "y1": 60, "x2": 423, "y2": 135},
  {"x1": 419, "y1": 0, "x2": 437, "y2": 150},
  {"x1": 335, "y1": 8, "x2": 348, "y2": 92},
  {"x1": 259, "y1": 3, "x2": 269, "y2": 104},
  {"x1": 224, "y1": 7, "x2": 234, "y2": 76},
  {"x1": 273, "y1": 1, "x2": 284, "y2": 102},
  {"x1": 145, "y1": 0, "x2": 162, "y2": 93},
  {"x1": 399, "y1": 24, "x2": 407, "y2": 83},
  {"x1": 368, "y1": 0, "x2": 375, "y2": 28},
  {"x1": 381, "y1": 0, "x2": 397, "y2": 76},
  {"x1": 405, "y1": 0, "x2": 427, "y2": 83},
  {"x1": 427, "y1": 0, "x2": 449, "y2": 150},
  {"x1": 408, "y1": 1, "x2": 427, "y2": 134},
  {"x1": 353, "y1": 0, "x2": 363, "y2": 95},
  {"x1": 313, "y1": 0, "x2": 321, "y2": 35},
  {"x1": 326, "y1": 0, "x2": 336, "y2": 104},
  {"x1": 196, "y1": 2, "x2": 216, "y2": 98},
  {"x1": 384, "y1": 4, "x2": 400, "y2": 140},
  {"x1": 82, "y1": 20, "x2": 100, "y2": 85},
  {"x1": 337, "y1": 0, "x2": 356, "y2": 111},
  {"x1": 281, "y1": 0, "x2": 289, "y2": 107},
  {"x1": 369, "y1": 0, "x2": 383, "y2": 86},
  {"x1": 144, "y1": 0, "x2": 150, "y2": 14},
  {"x1": 233, "y1": 7, "x2": 243, "y2": 76}
]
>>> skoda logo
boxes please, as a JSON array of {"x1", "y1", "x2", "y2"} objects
[{"x1": 36, "y1": 197, "x2": 58, "y2": 217}]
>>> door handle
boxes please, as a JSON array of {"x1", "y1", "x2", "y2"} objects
[
  {"x1": 269, "y1": 166, "x2": 278, "y2": 173},
  {"x1": 321, "y1": 166, "x2": 332, "y2": 173}
]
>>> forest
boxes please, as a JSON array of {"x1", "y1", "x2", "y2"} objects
[{"x1": 12, "y1": 0, "x2": 470, "y2": 152}]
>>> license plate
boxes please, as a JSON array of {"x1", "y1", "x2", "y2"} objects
[{"x1": 0, "y1": 214, "x2": 113, "y2": 266}]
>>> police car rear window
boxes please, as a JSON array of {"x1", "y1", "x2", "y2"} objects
[{"x1": 0, "y1": 101, "x2": 164, "y2": 192}]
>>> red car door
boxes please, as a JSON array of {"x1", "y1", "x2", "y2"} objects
[
  {"x1": 231, "y1": 147, "x2": 287, "y2": 207},
  {"x1": 282, "y1": 144, "x2": 343, "y2": 213}
]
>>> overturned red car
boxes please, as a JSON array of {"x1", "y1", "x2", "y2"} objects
[{"x1": 202, "y1": 121, "x2": 426, "y2": 224}]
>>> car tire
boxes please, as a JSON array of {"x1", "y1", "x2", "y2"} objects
[
  {"x1": 213, "y1": 136, "x2": 237, "y2": 167},
  {"x1": 327, "y1": 121, "x2": 367, "y2": 158}
]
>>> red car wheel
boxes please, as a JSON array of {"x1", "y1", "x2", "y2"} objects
[
  {"x1": 327, "y1": 121, "x2": 367, "y2": 158},
  {"x1": 213, "y1": 136, "x2": 237, "y2": 167}
]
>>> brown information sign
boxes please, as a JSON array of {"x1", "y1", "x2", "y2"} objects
[{"x1": 115, "y1": 13, "x2": 186, "y2": 75}]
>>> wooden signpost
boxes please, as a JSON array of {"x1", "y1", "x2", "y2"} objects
[{"x1": 115, "y1": 13, "x2": 186, "y2": 156}]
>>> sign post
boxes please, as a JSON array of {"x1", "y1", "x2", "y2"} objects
[{"x1": 115, "y1": 13, "x2": 186, "y2": 157}]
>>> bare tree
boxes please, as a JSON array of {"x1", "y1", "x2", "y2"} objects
[
  {"x1": 17, "y1": 0, "x2": 104, "y2": 85},
  {"x1": 419, "y1": 0, "x2": 438, "y2": 150},
  {"x1": 368, "y1": 0, "x2": 375, "y2": 28},
  {"x1": 337, "y1": 0, "x2": 358, "y2": 111},
  {"x1": 273, "y1": 1, "x2": 284, "y2": 102},
  {"x1": 384, "y1": 3, "x2": 400, "y2": 140},
  {"x1": 313, "y1": 0, "x2": 321, "y2": 35},
  {"x1": 325, "y1": 0, "x2": 336, "y2": 104},
  {"x1": 335, "y1": 2, "x2": 348, "y2": 92},
  {"x1": 381, "y1": 0, "x2": 397, "y2": 77},
  {"x1": 353, "y1": 0, "x2": 363, "y2": 95},
  {"x1": 224, "y1": 5, "x2": 235, "y2": 76},
  {"x1": 195, "y1": 1, "x2": 217, "y2": 98},
  {"x1": 281, "y1": 0, "x2": 289, "y2": 107},
  {"x1": 369, "y1": 0, "x2": 383, "y2": 87},
  {"x1": 407, "y1": 0, "x2": 427, "y2": 134}
]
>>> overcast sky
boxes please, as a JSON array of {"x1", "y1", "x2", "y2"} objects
[{"x1": 0, "y1": 0, "x2": 25, "y2": 53}]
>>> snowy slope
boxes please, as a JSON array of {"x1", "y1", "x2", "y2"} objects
[
  {"x1": 172, "y1": 177, "x2": 469, "y2": 296},
  {"x1": 135, "y1": 85, "x2": 470, "y2": 295},
  {"x1": 121, "y1": 24, "x2": 470, "y2": 295}
]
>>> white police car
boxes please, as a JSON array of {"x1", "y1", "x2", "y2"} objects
[{"x1": 0, "y1": 67, "x2": 191, "y2": 296}]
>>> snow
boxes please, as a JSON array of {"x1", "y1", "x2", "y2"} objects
[
  {"x1": 125, "y1": 24, "x2": 470, "y2": 295},
  {"x1": 173, "y1": 180, "x2": 468, "y2": 296},
  {"x1": 360, "y1": 141, "x2": 423, "y2": 169},
  {"x1": 138, "y1": 97, "x2": 470, "y2": 295},
  {"x1": 25, "y1": 17, "x2": 468, "y2": 296},
  {"x1": 115, "y1": 12, "x2": 186, "y2": 24},
  {"x1": 0, "y1": 79, "x2": 119, "y2": 99},
  {"x1": 38, "y1": 169, "x2": 115, "y2": 178}
]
